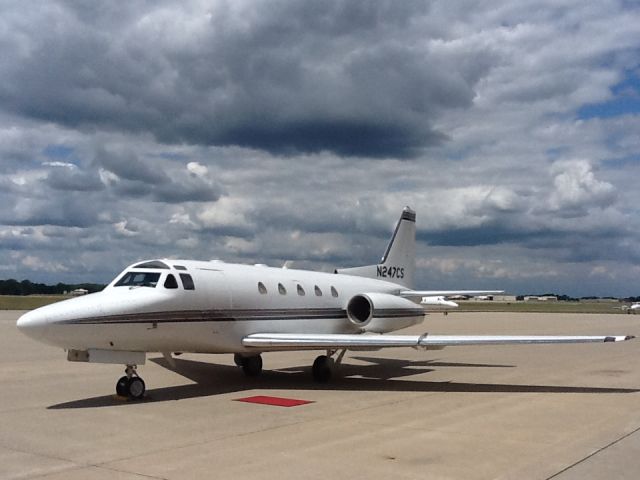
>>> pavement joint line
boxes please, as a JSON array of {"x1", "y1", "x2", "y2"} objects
[
  {"x1": 0, "y1": 441, "x2": 169, "y2": 480},
  {"x1": 0, "y1": 448, "x2": 83, "y2": 480},
  {"x1": 94, "y1": 414, "x2": 319, "y2": 468},
  {"x1": 0, "y1": 436, "x2": 174, "y2": 480},
  {"x1": 89, "y1": 464, "x2": 170, "y2": 480},
  {"x1": 0, "y1": 442, "x2": 81, "y2": 468},
  {"x1": 26, "y1": 464, "x2": 167, "y2": 480},
  {"x1": 545, "y1": 423, "x2": 640, "y2": 479}
]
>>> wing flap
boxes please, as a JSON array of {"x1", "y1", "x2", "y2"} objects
[{"x1": 243, "y1": 333, "x2": 634, "y2": 350}]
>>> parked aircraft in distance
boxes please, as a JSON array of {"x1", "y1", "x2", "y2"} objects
[
  {"x1": 622, "y1": 303, "x2": 640, "y2": 313},
  {"x1": 17, "y1": 207, "x2": 634, "y2": 399},
  {"x1": 420, "y1": 295, "x2": 459, "y2": 313}
]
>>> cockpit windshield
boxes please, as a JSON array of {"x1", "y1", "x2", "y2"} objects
[{"x1": 114, "y1": 272, "x2": 161, "y2": 288}]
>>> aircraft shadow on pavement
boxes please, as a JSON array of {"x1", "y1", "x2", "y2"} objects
[{"x1": 48, "y1": 354, "x2": 639, "y2": 409}]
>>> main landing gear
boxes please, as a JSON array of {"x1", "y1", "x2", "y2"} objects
[
  {"x1": 312, "y1": 349, "x2": 346, "y2": 383},
  {"x1": 235, "y1": 353, "x2": 263, "y2": 376},
  {"x1": 233, "y1": 350, "x2": 346, "y2": 382},
  {"x1": 116, "y1": 364, "x2": 146, "y2": 400}
]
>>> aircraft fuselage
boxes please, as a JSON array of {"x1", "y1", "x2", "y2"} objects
[{"x1": 17, "y1": 259, "x2": 424, "y2": 354}]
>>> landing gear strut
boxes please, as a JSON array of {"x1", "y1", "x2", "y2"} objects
[
  {"x1": 235, "y1": 354, "x2": 263, "y2": 377},
  {"x1": 312, "y1": 349, "x2": 346, "y2": 382},
  {"x1": 115, "y1": 364, "x2": 146, "y2": 399}
]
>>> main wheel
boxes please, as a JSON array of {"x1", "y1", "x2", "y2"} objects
[
  {"x1": 116, "y1": 376, "x2": 130, "y2": 397},
  {"x1": 241, "y1": 355, "x2": 263, "y2": 376},
  {"x1": 128, "y1": 377, "x2": 146, "y2": 400},
  {"x1": 233, "y1": 353, "x2": 244, "y2": 367},
  {"x1": 312, "y1": 355, "x2": 334, "y2": 383}
]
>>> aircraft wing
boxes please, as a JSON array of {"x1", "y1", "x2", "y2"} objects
[
  {"x1": 399, "y1": 290, "x2": 504, "y2": 298},
  {"x1": 243, "y1": 333, "x2": 634, "y2": 351}
]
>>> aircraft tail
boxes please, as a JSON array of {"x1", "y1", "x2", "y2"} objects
[{"x1": 336, "y1": 206, "x2": 416, "y2": 288}]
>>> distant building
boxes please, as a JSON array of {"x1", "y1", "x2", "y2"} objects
[
  {"x1": 493, "y1": 295, "x2": 518, "y2": 302},
  {"x1": 474, "y1": 295, "x2": 494, "y2": 301},
  {"x1": 524, "y1": 295, "x2": 558, "y2": 302},
  {"x1": 70, "y1": 288, "x2": 89, "y2": 296}
]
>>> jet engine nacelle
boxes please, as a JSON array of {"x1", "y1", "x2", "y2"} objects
[{"x1": 346, "y1": 293, "x2": 425, "y2": 333}]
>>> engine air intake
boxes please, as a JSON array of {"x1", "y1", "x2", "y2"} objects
[{"x1": 347, "y1": 294, "x2": 373, "y2": 325}]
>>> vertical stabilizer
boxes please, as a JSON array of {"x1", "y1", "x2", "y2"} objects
[{"x1": 336, "y1": 207, "x2": 416, "y2": 288}]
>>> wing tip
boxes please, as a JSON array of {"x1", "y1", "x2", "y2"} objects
[{"x1": 605, "y1": 335, "x2": 635, "y2": 342}]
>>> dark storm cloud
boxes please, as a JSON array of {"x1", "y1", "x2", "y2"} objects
[
  {"x1": 110, "y1": 177, "x2": 221, "y2": 203},
  {"x1": 44, "y1": 165, "x2": 105, "y2": 192},
  {"x1": 155, "y1": 179, "x2": 221, "y2": 203},
  {"x1": 95, "y1": 148, "x2": 169, "y2": 185},
  {"x1": 93, "y1": 147, "x2": 223, "y2": 202},
  {"x1": 419, "y1": 220, "x2": 623, "y2": 249},
  {"x1": 0, "y1": 1, "x2": 491, "y2": 158}
]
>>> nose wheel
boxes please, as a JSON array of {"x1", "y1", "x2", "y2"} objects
[{"x1": 116, "y1": 365, "x2": 146, "y2": 399}]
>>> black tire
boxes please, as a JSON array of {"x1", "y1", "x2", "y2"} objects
[
  {"x1": 312, "y1": 355, "x2": 333, "y2": 383},
  {"x1": 128, "y1": 376, "x2": 146, "y2": 400},
  {"x1": 233, "y1": 353, "x2": 244, "y2": 367},
  {"x1": 116, "y1": 376, "x2": 130, "y2": 397},
  {"x1": 242, "y1": 355, "x2": 263, "y2": 376}
]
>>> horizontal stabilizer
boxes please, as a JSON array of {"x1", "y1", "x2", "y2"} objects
[{"x1": 243, "y1": 333, "x2": 634, "y2": 351}]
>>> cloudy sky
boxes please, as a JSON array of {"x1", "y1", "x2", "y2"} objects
[{"x1": 1, "y1": 1, "x2": 640, "y2": 296}]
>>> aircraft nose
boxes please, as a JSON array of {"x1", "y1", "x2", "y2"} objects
[{"x1": 17, "y1": 309, "x2": 49, "y2": 340}]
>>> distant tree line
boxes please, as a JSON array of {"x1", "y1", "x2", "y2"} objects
[
  {"x1": 515, "y1": 293, "x2": 637, "y2": 302},
  {"x1": 0, "y1": 279, "x2": 105, "y2": 296}
]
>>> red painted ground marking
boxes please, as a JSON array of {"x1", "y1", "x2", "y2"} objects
[{"x1": 234, "y1": 395, "x2": 314, "y2": 407}]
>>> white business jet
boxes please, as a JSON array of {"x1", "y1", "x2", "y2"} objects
[
  {"x1": 17, "y1": 207, "x2": 634, "y2": 399},
  {"x1": 622, "y1": 303, "x2": 640, "y2": 313}
]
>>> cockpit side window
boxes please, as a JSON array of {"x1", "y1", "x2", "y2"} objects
[
  {"x1": 164, "y1": 274, "x2": 179, "y2": 289},
  {"x1": 180, "y1": 273, "x2": 195, "y2": 290},
  {"x1": 115, "y1": 272, "x2": 161, "y2": 288}
]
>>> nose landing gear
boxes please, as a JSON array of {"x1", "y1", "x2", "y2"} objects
[{"x1": 116, "y1": 364, "x2": 146, "y2": 399}]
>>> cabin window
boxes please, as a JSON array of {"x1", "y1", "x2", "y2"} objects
[
  {"x1": 278, "y1": 283, "x2": 287, "y2": 295},
  {"x1": 115, "y1": 272, "x2": 161, "y2": 288},
  {"x1": 164, "y1": 274, "x2": 179, "y2": 289},
  {"x1": 133, "y1": 260, "x2": 170, "y2": 269},
  {"x1": 174, "y1": 265, "x2": 187, "y2": 271},
  {"x1": 314, "y1": 285, "x2": 322, "y2": 296},
  {"x1": 297, "y1": 284, "x2": 305, "y2": 296},
  {"x1": 331, "y1": 286, "x2": 339, "y2": 297},
  {"x1": 180, "y1": 273, "x2": 195, "y2": 290},
  {"x1": 258, "y1": 282, "x2": 267, "y2": 294}
]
